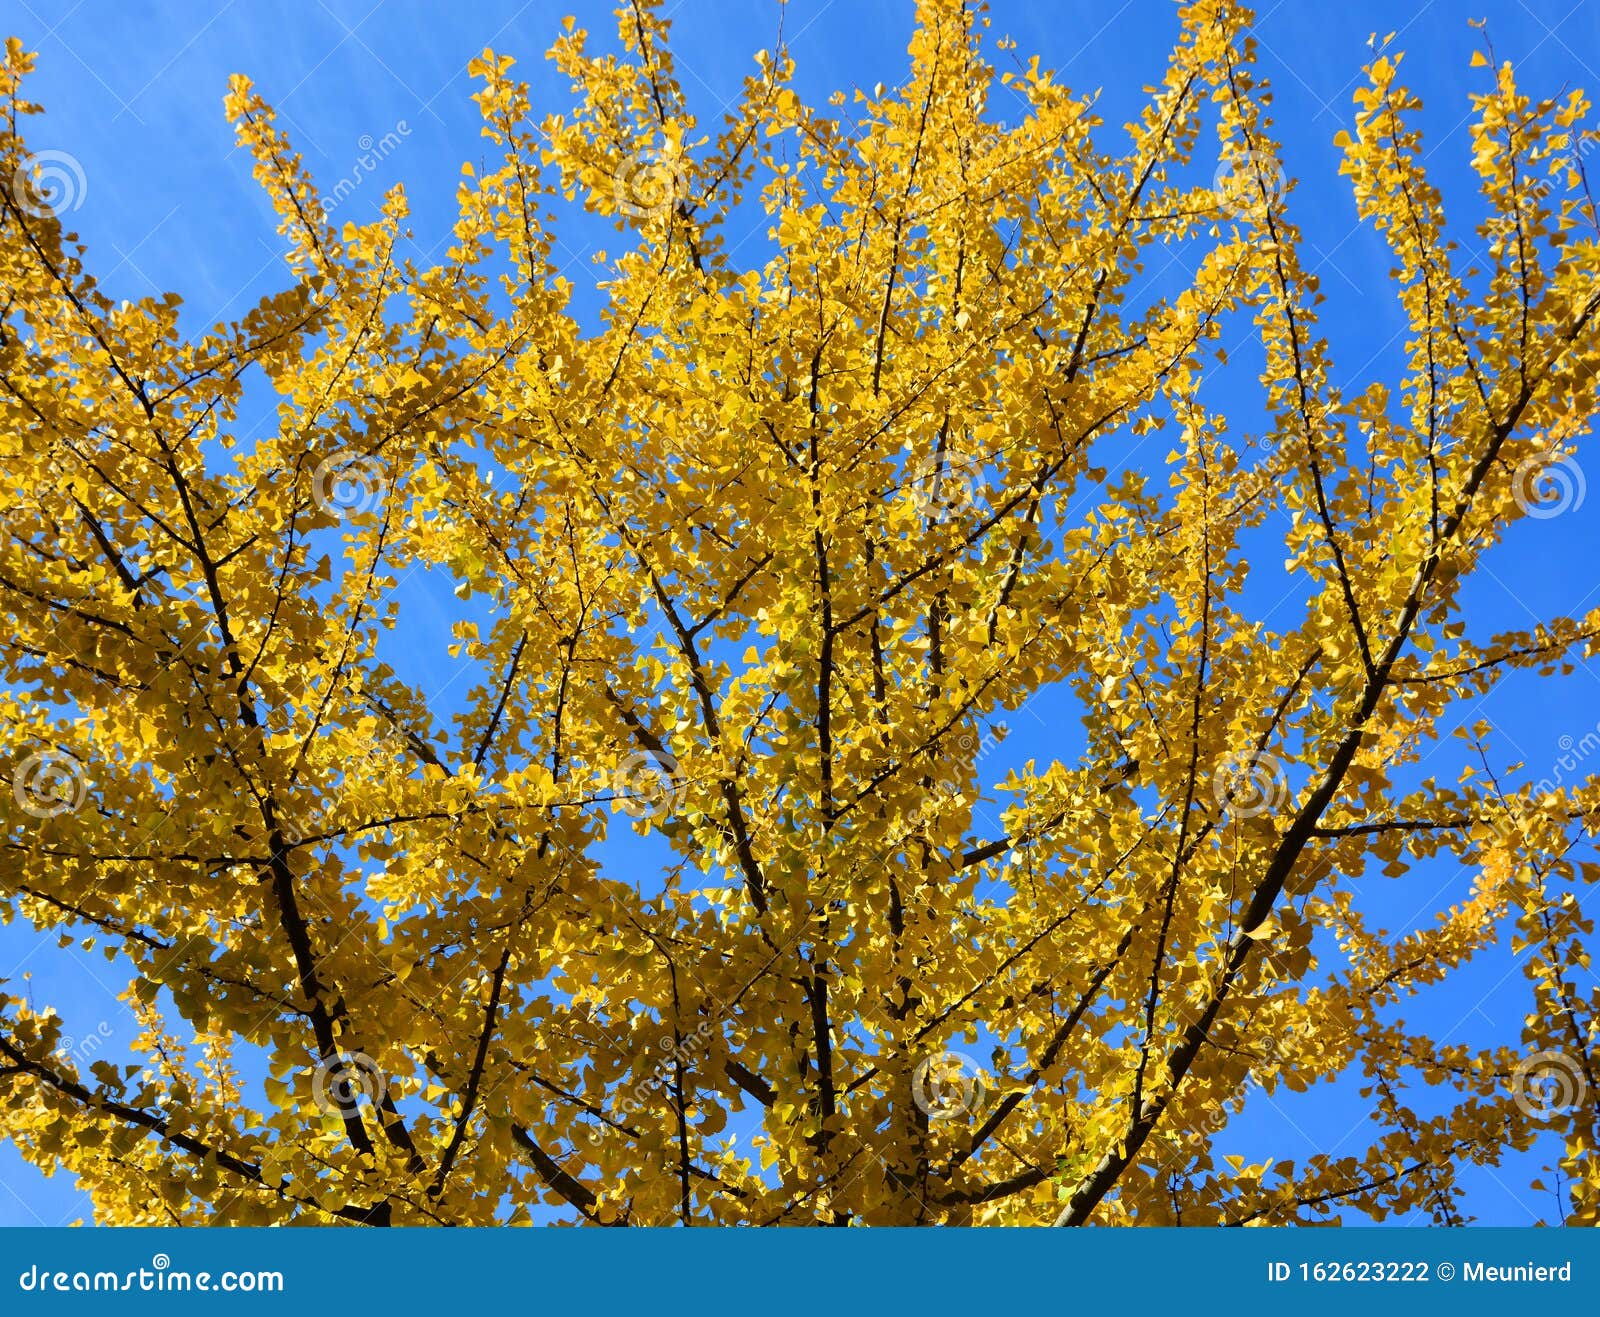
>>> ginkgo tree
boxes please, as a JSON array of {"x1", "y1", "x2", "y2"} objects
[{"x1": 1, "y1": 0, "x2": 1598, "y2": 1227}]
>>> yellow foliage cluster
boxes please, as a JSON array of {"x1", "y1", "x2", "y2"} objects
[{"x1": 0, "y1": 0, "x2": 1597, "y2": 1224}]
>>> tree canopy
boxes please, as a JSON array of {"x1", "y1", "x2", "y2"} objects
[{"x1": 1, "y1": 0, "x2": 1598, "y2": 1225}]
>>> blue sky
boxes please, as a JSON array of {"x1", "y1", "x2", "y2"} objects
[{"x1": 1, "y1": 0, "x2": 1598, "y2": 1226}]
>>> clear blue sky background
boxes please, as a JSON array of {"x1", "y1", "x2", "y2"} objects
[{"x1": 1, "y1": 0, "x2": 1598, "y2": 1226}]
